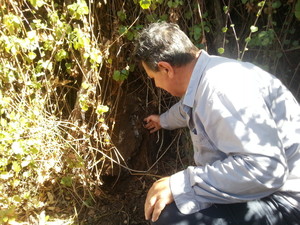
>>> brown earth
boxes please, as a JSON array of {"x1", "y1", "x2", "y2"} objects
[{"x1": 78, "y1": 75, "x2": 191, "y2": 225}]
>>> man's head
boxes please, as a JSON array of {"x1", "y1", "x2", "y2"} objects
[
  {"x1": 134, "y1": 22, "x2": 199, "y2": 97},
  {"x1": 134, "y1": 22, "x2": 199, "y2": 72}
]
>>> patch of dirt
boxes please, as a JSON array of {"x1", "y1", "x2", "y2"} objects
[
  {"x1": 82, "y1": 129, "x2": 193, "y2": 225},
  {"x1": 87, "y1": 175, "x2": 153, "y2": 225},
  {"x1": 79, "y1": 75, "x2": 193, "y2": 225}
]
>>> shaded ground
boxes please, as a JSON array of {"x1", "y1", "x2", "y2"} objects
[
  {"x1": 92, "y1": 175, "x2": 153, "y2": 225},
  {"x1": 73, "y1": 74, "x2": 194, "y2": 225},
  {"x1": 81, "y1": 129, "x2": 192, "y2": 225}
]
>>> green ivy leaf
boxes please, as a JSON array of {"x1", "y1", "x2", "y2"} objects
[
  {"x1": 96, "y1": 105, "x2": 109, "y2": 115},
  {"x1": 89, "y1": 48, "x2": 103, "y2": 64},
  {"x1": 28, "y1": 52, "x2": 37, "y2": 61},
  {"x1": 272, "y1": 0, "x2": 281, "y2": 9},
  {"x1": 218, "y1": 47, "x2": 225, "y2": 55},
  {"x1": 113, "y1": 69, "x2": 129, "y2": 81},
  {"x1": 257, "y1": 1, "x2": 265, "y2": 7},
  {"x1": 65, "y1": 62, "x2": 72, "y2": 74},
  {"x1": 61, "y1": 176, "x2": 73, "y2": 187},
  {"x1": 55, "y1": 49, "x2": 69, "y2": 62},
  {"x1": 3, "y1": 14, "x2": 22, "y2": 34},
  {"x1": 139, "y1": 0, "x2": 151, "y2": 9},
  {"x1": 11, "y1": 142, "x2": 24, "y2": 155},
  {"x1": 70, "y1": 28, "x2": 90, "y2": 50},
  {"x1": 28, "y1": 0, "x2": 45, "y2": 8},
  {"x1": 250, "y1": 25, "x2": 258, "y2": 33},
  {"x1": 67, "y1": 0, "x2": 89, "y2": 19},
  {"x1": 12, "y1": 162, "x2": 21, "y2": 173},
  {"x1": 113, "y1": 70, "x2": 121, "y2": 81},
  {"x1": 223, "y1": 6, "x2": 228, "y2": 13},
  {"x1": 81, "y1": 82, "x2": 90, "y2": 90},
  {"x1": 222, "y1": 27, "x2": 228, "y2": 33},
  {"x1": 79, "y1": 98, "x2": 89, "y2": 112},
  {"x1": 245, "y1": 37, "x2": 251, "y2": 43},
  {"x1": 126, "y1": 31, "x2": 134, "y2": 41},
  {"x1": 117, "y1": 10, "x2": 127, "y2": 21}
]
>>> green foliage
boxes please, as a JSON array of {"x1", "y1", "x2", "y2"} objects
[
  {"x1": 113, "y1": 67, "x2": 130, "y2": 81},
  {"x1": 189, "y1": 12, "x2": 211, "y2": 44},
  {"x1": 67, "y1": 0, "x2": 89, "y2": 20},
  {"x1": 248, "y1": 29, "x2": 275, "y2": 47},
  {"x1": 0, "y1": 94, "x2": 66, "y2": 223},
  {"x1": 0, "y1": 0, "x2": 106, "y2": 223},
  {"x1": 61, "y1": 176, "x2": 73, "y2": 187},
  {"x1": 28, "y1": 0, "x2": 45, "y2": 8},
  {"x1": 218, "y1": 47, "x2": 225, "y2": 55},
  {"x1": 139, "y1": 0, "x2": 152, "y2": 9},
  {"x1": 167, "y1": 0, "x2": 183, "y2": 8}
]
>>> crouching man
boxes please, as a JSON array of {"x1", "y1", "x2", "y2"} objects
[{"x1": 134, "y1": 22, "x2": 300, "y2": 225}]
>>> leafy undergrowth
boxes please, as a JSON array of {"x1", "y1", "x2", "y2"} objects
[{"x1": 0, "y1": 0, "x2": 109, "y2": 223}]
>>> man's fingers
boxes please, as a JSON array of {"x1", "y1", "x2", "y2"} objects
[
  {"x1": 144, "y1": 196, "x2": 156, "y2": 220},
  {"x1": 144, "y1": 177, "x2": 173, "y2": 221},
  {"x1": 150, "y1": 127, "x2": 159, "y2": 133},
  {"x1": 144, "y1": 122, "x2": 154, "y2": 129},
  {"x1": 151, "y1": 199, "x2": 167, "y2": 222},
  {"x1": 144, "y1": 121, "x2": 159, "y2": 133},
  {"x1": 144, "y1": 117, "x2": 151, "y2": 124},
  {"x1": 145, "y1": 197, "x2": 167, "y2": 222}
]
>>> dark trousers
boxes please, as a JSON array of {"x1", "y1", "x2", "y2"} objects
[{"x1": 151, "y1": 192, "x2": 300, "y2": 225}]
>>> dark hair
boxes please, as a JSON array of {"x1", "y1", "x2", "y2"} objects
[{"x1": 134, "y1": 22, "x2": 199, "y2": 71}]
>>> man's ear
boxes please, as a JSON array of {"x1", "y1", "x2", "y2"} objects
[{"x1": 157, "y1": 61, "x2": 174, "y2": 78}]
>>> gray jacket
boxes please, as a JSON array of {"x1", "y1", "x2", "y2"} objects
[{"x1": 160, "y1": 50, "x2": 300, "y2": 214}]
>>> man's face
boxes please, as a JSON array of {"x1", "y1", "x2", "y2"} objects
[{"x1": 142, "y1": 61, "x2": 179, "y2": 96}]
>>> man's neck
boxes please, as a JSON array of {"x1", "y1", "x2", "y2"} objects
[{"x1": 174, "y1": 50, "x2": 202, "y2": 97}]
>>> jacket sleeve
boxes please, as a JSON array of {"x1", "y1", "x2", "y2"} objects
[
  {"x1": 160, "y1": 99, "x2": 188, "y2": 130},
  {"x1": 169, "y1": 75, "x2": 290, "y2": 214}
]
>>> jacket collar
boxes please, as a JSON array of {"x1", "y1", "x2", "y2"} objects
[{"x1": 182, "y1": 50, "x2": 210, "y2": 108}]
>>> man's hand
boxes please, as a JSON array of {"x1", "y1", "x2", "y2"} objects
[
  {"x1": 144, "y1": 115, "x2": 161, "y2": 133},
  {"x1": 144, "y1": 177, "x2": 174, "y2": 222}
]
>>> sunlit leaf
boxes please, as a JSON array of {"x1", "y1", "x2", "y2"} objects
[
  {"x1": 55, "y1": 49, "x2": 69, "y2": 62},
  {"x1": 96, "y1": 105, "x2": 109, "y2": 115},
  {"x1": 67, "y1": 0, "x2": 89, "y2": 19},
  {"x1": 28, "y1": 52, "x2": 37, "y2": 60},
  {"x1": 139, "y1": 0, "x2": 151, "y2": 9},
  {"x1": 11, "y1": 142, "x2": 24, "y2": 155},
  {"x1": 218, "y1": 47, "x2": 225, "y2": 54},
  {"x1": 28, "y1": 0, "x2": 45, "y2": 8},
  {"x1": 250, "y1": 25, "x2": 258, "y2": 33},
  {"x1": 222, "y1": 27, "x2": 228, "y2": 33},
  {"x1": 81, "y1": 82, "x2": 90, "y2": 89},
  {"x1": 0, "y1": 172, "x2": 13, "y2": 180},
  {"x1": 12, "y1": 162, "x2": 21, "y2": 173},
  {"x1": 12, "y1": 195, "x2": 22, "y2": 203}
]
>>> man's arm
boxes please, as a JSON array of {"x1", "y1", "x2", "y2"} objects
[
  {"x1": 169, "y1": 76, "x2": 291, "y2": 214},
  {"x1": 159, "y1": 99, "x2": 188, "y2": 130}
]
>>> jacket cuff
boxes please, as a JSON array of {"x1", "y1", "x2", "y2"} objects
[
  {"x1": 159, "y1": 113, "x2": 170, "y2": 129},
  {"x1": 170, "y1": 169, "x2": 201, "y2": 214}
]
